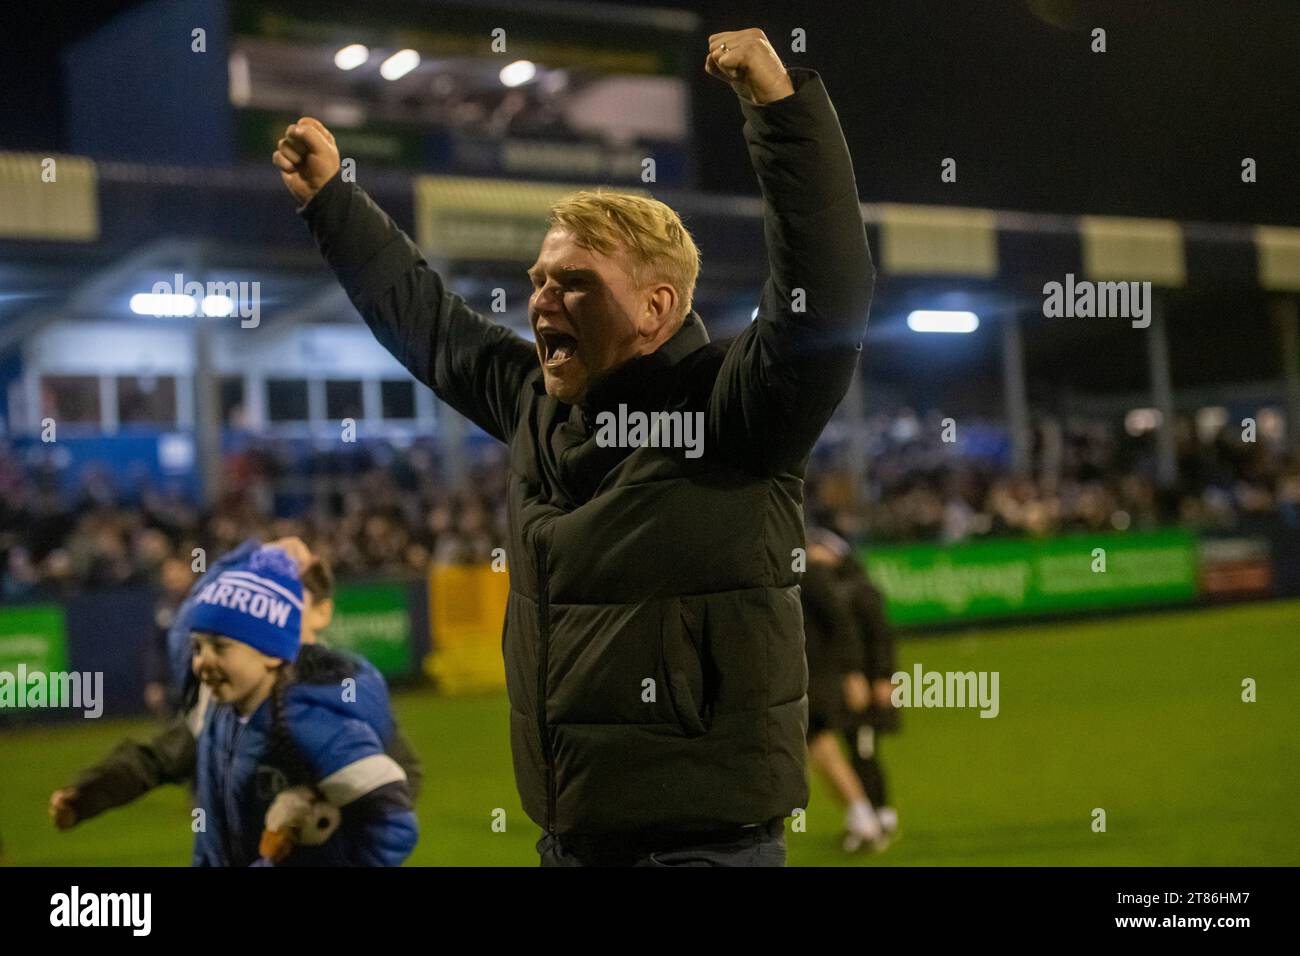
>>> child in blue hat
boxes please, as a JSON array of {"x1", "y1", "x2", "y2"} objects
[{"x1": 188, "y1": 545, "x2": 417, "y2": 866}]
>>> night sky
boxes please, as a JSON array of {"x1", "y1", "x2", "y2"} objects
[{"x1": 2, "y1": 0, "x2": 1296, "y2": 228}]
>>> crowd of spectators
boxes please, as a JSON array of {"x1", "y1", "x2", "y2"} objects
[
  {"x1": 0, "y1": 438, "x2": 507, "y2": 600},
  {"x1": 808, "y1": 409, "x2": 1300, "y2": 544},
  {"x1": 2, "y1": 408, "x2": 1297, "y2": 599}
]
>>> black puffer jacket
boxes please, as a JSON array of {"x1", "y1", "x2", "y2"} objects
[{"x1": 301, "y1": 68, "x2": 874, "y2": 837}]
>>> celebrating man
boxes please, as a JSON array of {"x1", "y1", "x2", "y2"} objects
[{"x1": 274, "y1": 28, "x2": 874, "y2": 866}]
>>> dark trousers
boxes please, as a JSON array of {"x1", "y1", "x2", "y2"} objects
[
  {"x1": 538, "y1": 817, "x2": 787, "y2": 867},
  {"x1": 844, "y1": 724, "x2": 888, "y2": 806}
]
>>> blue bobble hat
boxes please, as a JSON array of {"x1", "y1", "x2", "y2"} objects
[{"x1": 188, "y1": 545, "x2": 303, "y2": 661}]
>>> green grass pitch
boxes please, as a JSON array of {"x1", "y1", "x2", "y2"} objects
[{"x1": 2, "y1": 599, "x2": 1296, "y2": 866}]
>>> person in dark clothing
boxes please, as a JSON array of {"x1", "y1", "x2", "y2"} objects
[
  {"x1": 802, "y1": 558, "x2": 861, "y2": 740},
  {"x1": 809, "y1": 526, "x2": 900, "y2": 847},
  {"x1": 802, "y1": 535, "x2": 888, "y2": 852},
  {"x1": 276, "y1": 28, "x2": 874, "y2": 866},
  {"x1": 48, "y1": 539, "x2": 423, "y2": 831}
]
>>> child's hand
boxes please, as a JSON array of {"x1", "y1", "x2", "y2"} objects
[{"x1": 49, "y1": 787, "x2": 80, "y2": 830}]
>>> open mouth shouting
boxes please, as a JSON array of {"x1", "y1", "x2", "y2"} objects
[{"x1": 538, "y1": 325, "x2": 580, "y2": 370}]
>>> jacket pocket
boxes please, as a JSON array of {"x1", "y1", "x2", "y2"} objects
[
  {"x1": 546, "y1": 601, "x2": 678, "y2": 726},
  {"x1": 661, "y1": 598, "x2": 709, "y2": 737}
]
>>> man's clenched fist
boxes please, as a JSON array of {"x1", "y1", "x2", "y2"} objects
[
  {"x1": 272, "y1": 117, "x2": 341, "y2": 206},
  {"x1": 705, "y1": 29, "x2": 795, "y2": 106}
]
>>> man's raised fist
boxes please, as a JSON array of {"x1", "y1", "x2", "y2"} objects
[
  {"x1": 705, "y1": 28, "x2": 795, "y2": 106},
  {"x1": 272, "y1": 117, "x2": 341, "y2": 206}
]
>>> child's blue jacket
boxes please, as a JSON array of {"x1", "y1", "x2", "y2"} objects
[{"x1": 192, "y1": 648, "x2": 418, "y2": 866}]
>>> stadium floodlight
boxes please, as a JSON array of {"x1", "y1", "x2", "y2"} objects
[
  {"x1": 201, "y1": 294, "x2": 234, "y2": 317},
  {"x1": 334, "y1": 44, "x2": 370, "y2": 71},
  {"x1": 379, "y1": 49, "x2": 420, "y2": 81},
  {"x1": 130, "y1": 293, "x2": 197, "y2": 317},
  {"x1": 906, "y1": 310, "x2": 979, "y2": 333},
  {"x1": 499, "y1": 60, "x2": 537, "y2": 88}
]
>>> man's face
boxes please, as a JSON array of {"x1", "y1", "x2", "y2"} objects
[{"x1": 527, "y1": 227, "x2": 654, "y2": 404}]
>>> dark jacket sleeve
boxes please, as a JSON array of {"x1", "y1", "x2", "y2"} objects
[
  {"x1": 709, "y1": 68, "x2": 875, "y2": 475},
  {"x1": 821, "y1": 570, "x2": 865, "y2": 678},
  {"x1": 298, "y1": 174, "x2": 536, "y2": 443},
  {"x1": 801, "y1": 562, "x2": 861, "y2": 722},
  {"x1": 384, "y1": 726, "x2": 424, "y2": 802},
  {"x1": 804, "y1": 564, "x2": 860, "y2": 673},
  {"x1": 845, "y1": 563, "x2": 895, "y2": 679},
  {"x1": 68, "y1": 717, "x2": 197, "y2": 822}
]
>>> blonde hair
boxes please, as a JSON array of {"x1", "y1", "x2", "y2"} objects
[{"x1": 547, "y1": 190, "x2": 700, "y2": 325}]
